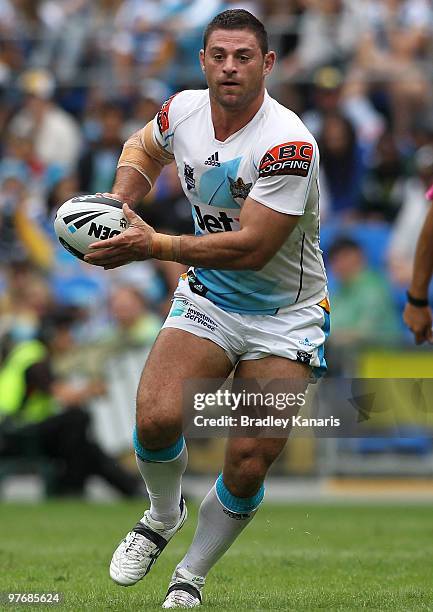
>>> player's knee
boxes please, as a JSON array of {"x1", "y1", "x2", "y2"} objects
[
  {"x1": 242, "y1": 456, "x2": 268, "y2": 482},
  {"x1": 136, "y1": 412, "x2": 181, "y2": 449},
  {"x1": 226, "y1": 441, "x2": 284, "y2": 495},
  {"x1": 227, "y1": 452, "x2": 270, "y2": 495}
]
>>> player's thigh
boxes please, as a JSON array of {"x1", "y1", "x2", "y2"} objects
[
  {"x1": 237, "y1": 354, "x2": 311, "y2": 380},
  {"x1": 223, "y1": 356, "x2": 310, "y2": 490},
  {"x1": 137, "y1": 327, "x2": 233, "y2": 428}
]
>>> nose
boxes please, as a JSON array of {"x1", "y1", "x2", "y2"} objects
[{"x1": 222, "y1": 57, "x2": 238, "y2": 76}]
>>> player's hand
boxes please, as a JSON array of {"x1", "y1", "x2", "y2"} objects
[
  {"x1": 95, "y1": 192, "x2": 135, "y2": 207},
  {"x1": 84, "y1": 204, "x2": 155, "y2": 269},
  {"x1": 403, "y1": 303, "x2": 433, "y2": 344}
]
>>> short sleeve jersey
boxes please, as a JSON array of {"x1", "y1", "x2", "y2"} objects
[{"x1": 152, "y1": 89, "x2": 327, "y2": 315}]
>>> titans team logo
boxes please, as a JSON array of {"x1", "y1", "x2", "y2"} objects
[{"x1": 228, "y1": 176, "x2": 252, "y2": 200}]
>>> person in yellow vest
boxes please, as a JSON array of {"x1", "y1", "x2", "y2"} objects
[{"x1": 0, "y1": 310, "x2": 142, "y2": 497}]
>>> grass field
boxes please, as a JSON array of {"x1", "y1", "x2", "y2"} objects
[{"x1": 1, "y1": 501, "x2": 433, "y2": 611}]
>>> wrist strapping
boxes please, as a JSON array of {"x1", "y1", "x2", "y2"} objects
[{"x1": 151, "y1": 233, "x2": 182, "y2": 262}]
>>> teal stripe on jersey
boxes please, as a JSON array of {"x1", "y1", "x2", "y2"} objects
[
  {"x1": 198, "y1": 157, "x2": 242, "y2": 208},
  {"x1": 195, "y1": 268, "x2": 286, "y2": 314}
]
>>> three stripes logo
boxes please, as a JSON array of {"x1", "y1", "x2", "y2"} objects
[
  {"x1": 62, "y1": 210, "x2": 105, "y2": 233},
  {"x1": 204, "y1": 152, "x2": 221, "y2": 167}
]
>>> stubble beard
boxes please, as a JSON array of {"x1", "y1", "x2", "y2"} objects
[{"x1": 211, "y1": 82, "x2": 263, "y2": 112}]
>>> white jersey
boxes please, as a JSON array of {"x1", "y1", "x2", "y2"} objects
[{"x1": 152, "y1": 89, "x2": 327, "y2": 315}]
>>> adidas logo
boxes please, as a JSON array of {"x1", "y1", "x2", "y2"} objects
[{"x1": 204, "y1": 152, "x2": 220, "y2": 167}]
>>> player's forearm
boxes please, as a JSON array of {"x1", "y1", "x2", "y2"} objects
[
  {"x1": 409, "y1": 204, "x2": 433, "y2": 299},
  {"x1": 151, "y1": 230, "x2": 264, "y2": 270},
  {"x1": 112, "y1": 167, "x2": 152, "y2": 209}
]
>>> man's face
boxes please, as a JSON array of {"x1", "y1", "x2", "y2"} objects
[
  {"x1": 331, "y1": 248, "x2": 364, "y2": 283},
  {"x1": 200, "y1": 29, "x2": 274, "y2": 110}
]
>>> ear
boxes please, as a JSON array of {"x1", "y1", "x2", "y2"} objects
[
  {"x1": 263, "y1": 51, "x2": 276, "y2": 77},
  {"x1": 199, "y1": 49, "x2": 205, "y2": 72}
]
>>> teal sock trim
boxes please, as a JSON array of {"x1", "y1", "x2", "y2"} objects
[
  {"x1": 133, "y1": 427, "x2": 185, "y2": 462},
  {"x1": 215, "y1": 473, "x2": 264, "y2": 513}
]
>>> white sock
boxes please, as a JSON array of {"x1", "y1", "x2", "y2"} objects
[
  {"x1": 178, "y1": 474, "x2": 264, "y2": 577},
  {"x1": 134, "y1": 430, "x2": 188, "y2": 527}
]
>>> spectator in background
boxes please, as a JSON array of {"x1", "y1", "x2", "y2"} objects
[
  {"x1": 282, "y1": 0, "x2": 362, "y2": 79},
  {"x1": 0, "y1": 161, "x2": 53, "y2": 270},
  {"x1": 410, "y1": 112, "x2": 433, "y2": 151},
  {"x1": 354, "y1": 0, "x2": 432, "y2": 139},
  {"x1": 263, "y1": 0, "x2": 303, "y2": 60},
  {"x1": 328, "y1": 237, "x2": 401, "y2": 352},
  {"x1": 89, "y1": 0, "x2": 124, "y2": 86},
  {"x1": 302, "y1": 66, "x2": 385, "y2": 156},
  {"x1": 111, "y1": 0, "x2": 175, "y2": 96},
  {"x1": 122, "y1": 78, "x2": 171, "y2": 139},
  {"x1": 0, "y1": 0, "x2": 24, "y2": 89},
  {"x1": 302, "y1": 66, "x2": 345, "y2": 138},
  {"x1": 0, "y1": 130, "x2": 67, "y2": 204},
  {"x1": 0, "y1": 0, "x2": 15, "y2": 32},
  {"x1": 0, "y1": 309, "x2": 142, "y2": 497},
  {"x1": 45, "y1": 173, "x2": 80, "y2": 225},
  {"x1": 388, "y1": 145, "x2": 433, "y2": 288},
  {"x1": 360, "y1": 129, "x2": 407, "y2": 221},
  {"x1": 0, "y1": 262, "x2": 54, "y2": 344},
  {"x1": 31, "y1": 0, "x2": 93, "y2": 84},
  {"x1": 319, "y1": 112, "x2": 366, "y2": 219},
  {"x1": 102, "y1": 284, "x2": 162, "y2": 352},
  {"x1": 9, "y1": 69, "x2": 82, "y2": 170},
  {"x1": 78, "y1": 102, "x2": 125, "y2": 194}
]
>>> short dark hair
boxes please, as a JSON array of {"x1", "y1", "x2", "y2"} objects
[
  {"x1": 203, "y1": 9, "x2": 269, "y2": 56},
  {"x1": 328, "y1": 237, "x2": 362, "y2": 260}
]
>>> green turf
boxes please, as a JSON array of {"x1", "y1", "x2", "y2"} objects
[{"x1": 0, "y1": 501, "x2": 432, "y2": 611}]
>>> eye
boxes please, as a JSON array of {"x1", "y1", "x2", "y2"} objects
[
  {"x1": 240, "y1": 56, "x2": 250, "y2": 62},
  {"x1": 213, "y1": 54, "x2": 223, "y2": 61}
]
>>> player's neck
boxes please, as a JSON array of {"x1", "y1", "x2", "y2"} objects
[{"x1": 210, "y1": 90, "x2": 265, "y2": 142}]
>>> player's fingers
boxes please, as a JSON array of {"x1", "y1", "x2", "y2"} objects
[
  {"x1": 103, "y1": 262, "x2": 127, "y2": 270},
  {"x1": 87, "y1": 256, "x2": 126, "y2": 267},
  {"x1": 122, "y1": 203, "x2": 137, "y2": 219},
  {"x1": 84, "y1": 249, "x2": 125, "y2": 263},
  {"x1": 101, "y1": 254, "x2": 132, "y2": 268},
  {"x1": 88, "y1": 234, "x2": 126, "y2": 250},
  {"x1": 96, "y1": 191, "x2": 120, "y2": 201}
]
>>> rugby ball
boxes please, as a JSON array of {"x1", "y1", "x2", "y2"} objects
[{"x1": 54, "y1": 194, "x2": 128, "y2": 261}]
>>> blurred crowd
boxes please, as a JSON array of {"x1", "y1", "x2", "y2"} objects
[{"x1": 1, "y1": 0, "x2": 433, "y2": 486}]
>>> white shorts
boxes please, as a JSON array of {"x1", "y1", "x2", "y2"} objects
[{"x1": 162, "y1": 275, "x2": 330, "y2": 374}]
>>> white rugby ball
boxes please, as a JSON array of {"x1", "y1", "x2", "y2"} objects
[{"x1": 54, "y1": 194, "x2": 128, "y2": 260}]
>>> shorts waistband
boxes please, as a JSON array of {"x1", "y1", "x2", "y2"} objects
[{"x1": 184, "y1": 270, "x2": 327, "y2": 316}]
